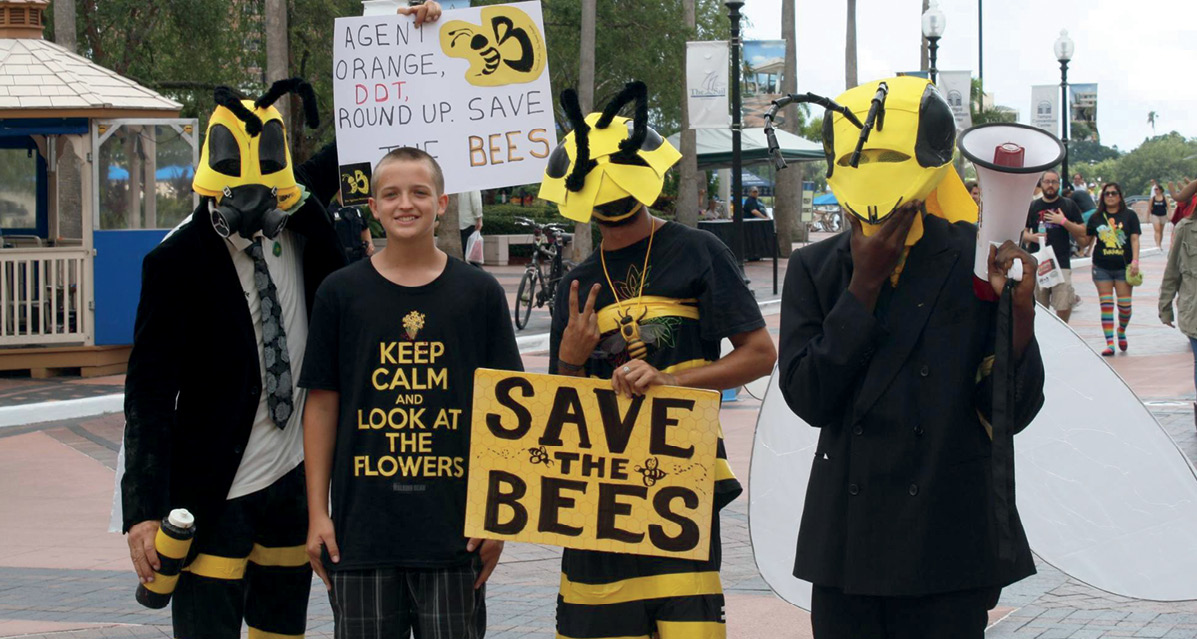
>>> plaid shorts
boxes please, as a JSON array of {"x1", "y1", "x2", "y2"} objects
[{"x1": 329, "y1": 556, "x2": 485, "y2": 639}]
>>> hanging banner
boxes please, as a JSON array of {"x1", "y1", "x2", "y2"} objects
[
  {"x1": 464, "y1": 369, "x2": 722, "y2": 561},
  {"x1": 1030, "y1": 84, "x2": 1059, "y2": 134},
  {"x1": 935, "y1": 70, "x2": 973, "y2": 130},
  {"x1": 1069, "y1": 83, "x2": 1098, "y2": 141},
  {"x1": 742, "y1": 40, "x2": 786, "y2": 128},
  {"x1": 333, "y1": 1, "x2": 557, "y2": 197},
  {"x1": 687, "y1": 41, "x2": 729, "y2": 129}
]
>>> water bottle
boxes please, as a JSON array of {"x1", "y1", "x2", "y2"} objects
[{"x1": 134, "y1": 509, "x2": 196, "y2": 609}]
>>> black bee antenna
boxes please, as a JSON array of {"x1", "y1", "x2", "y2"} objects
[
  {"x1": 561, "y1": 88, "x2": 596, "y2": 193},
  {"x1": 255, "y1": 78, "x2": 321, "y2": 129},
  {"x1": 595, "y1": 81, "x2": 649, "y2": 160},
  {"x1": 214, "y1": 86, "x2": 262, "y2": 136}
]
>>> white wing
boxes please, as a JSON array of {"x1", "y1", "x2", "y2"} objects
[{"x1": 749, "y1": 309, "x2": 1197, "y2": 608}]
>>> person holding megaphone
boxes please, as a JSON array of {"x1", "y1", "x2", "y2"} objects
[{"x1": 774, "y1": 77, "x2": 1047, "y2": 638}]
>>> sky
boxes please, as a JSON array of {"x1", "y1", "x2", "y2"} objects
[{"x1": 739, "y1": 0, "x2": 1197, "y2": 152}]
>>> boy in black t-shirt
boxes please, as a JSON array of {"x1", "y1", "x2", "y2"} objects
[{"x1": 300, "y1": 148, "x2": 522, "y2": 638}]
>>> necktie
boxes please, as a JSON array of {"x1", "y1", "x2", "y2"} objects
[{"x1": 246, "y1": 239, "x2": 293, "y2": 429}]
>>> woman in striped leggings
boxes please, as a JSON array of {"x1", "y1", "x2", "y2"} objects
[{"x1": 1085, "y1": 183, "x2": 1142, "y2": 356}]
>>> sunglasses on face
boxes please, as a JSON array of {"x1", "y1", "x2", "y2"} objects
[{"x1": 1103, "y1": 191, "x2": 1121, "y2": 197}]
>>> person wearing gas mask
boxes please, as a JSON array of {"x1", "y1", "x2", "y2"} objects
[
  {"x1": 119, "y1": 78, "x2": 346, "y2": 639},
  {"x1": 777, "y1": 77, "x2": 1046, "y2": 638}
]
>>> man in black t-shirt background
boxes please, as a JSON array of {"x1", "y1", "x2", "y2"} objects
[{"x1": 1023, "y1": 170, "x2": 1089, "y2": 323}]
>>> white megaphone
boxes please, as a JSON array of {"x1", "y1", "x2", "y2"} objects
[{"x1": 958, "y1": 123, "x2": 1066, "y2": 281}]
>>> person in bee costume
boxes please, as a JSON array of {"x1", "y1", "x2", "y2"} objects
[
  {"x1": 776, "y1": 76, "x2": 1046, "y2": 637},
  {"x1": 542, "y1": 81, "x2": 777, "y2": 639},
  {"x1": 120, "y1": 79, "x2": 347, "y2": 639}
]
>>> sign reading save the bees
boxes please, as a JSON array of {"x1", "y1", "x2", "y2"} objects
[{"x1": 464, "y1": 369, "x2": 722, "y2": 561}]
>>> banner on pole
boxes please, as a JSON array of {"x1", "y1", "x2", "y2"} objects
[
  {"x1": 1069, "y1": 83, "x2": 1098, "y2": 141},
  {"x1": 1030, "y1": 85, "x2": 1059, "y2": 134},
  {"x1": 742, "y1": 40, "x2": 786, "y2": 128},
  {"x1": 464, "y1": 369, "x2": 722, "y2": 561},
  {"x1": 333, "y1": 1, "x2": 557, "y2": 198},
  {"x1": 687, "y1": 41, "x2": 729, "y2": 129},
  {"x1": 935, "y1": 71, "x2": 973, "y2": 130}
]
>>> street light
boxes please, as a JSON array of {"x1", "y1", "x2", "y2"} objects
[
  {"x1": 921, "y1": 0, "x2": 946, "y2": 84},
  {"x1": 1055, "y1": 29, "x2": 1074, "y2": 181}
]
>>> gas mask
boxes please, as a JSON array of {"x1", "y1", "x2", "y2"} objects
[
  {"x1": 538, "y1": 82, "x2": 681, "y2": 223},
  {"x1": 764, "y1": 76, "x2": 976, "y2": 246},
  {"x1": 192, "y1": 79, "x2": 320, "y2": 240}
]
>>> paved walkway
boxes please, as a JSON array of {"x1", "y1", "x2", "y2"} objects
[{"x1": 2, "y1": 231, "x2": 1197, "y2": 638}]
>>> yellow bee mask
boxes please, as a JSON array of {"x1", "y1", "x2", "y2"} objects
[
  {"x1": 824, "y1": 77, "x2": 975, "y2": 244},
  {"x1": 538, "y1": 82, "x2": 681, "y2": 223},
  {"x1": 765, "y1": 77, "x2": 976, "y2": 246},
  {"x1": 192, "y1": 79, "x2": 320, "y2": 239}
]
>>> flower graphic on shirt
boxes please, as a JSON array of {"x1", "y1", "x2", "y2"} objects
[{"x1": 402, "y1": 311, "x2": 426, "y2": 340}]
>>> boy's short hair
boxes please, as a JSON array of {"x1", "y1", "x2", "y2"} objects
[{"x1": 372, "y1": 147, "x2": 445, "y2": 197}]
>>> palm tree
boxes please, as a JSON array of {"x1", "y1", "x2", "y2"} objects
[
  {"x1": 1147, "y1": 111, "x2": 1158, "y2": 134},
  {"x1": 845, "y1": 0, "x2": 858, "y2": 89},
  {"x1": 774, "y1": 0, "x2": 804, "y2": 249},
  {"x1": 676, "y1": 0, "x2": 700, "y2": 229},
  {"x1": 573, "y1": 0, "x2": 597, "y2": 262}
]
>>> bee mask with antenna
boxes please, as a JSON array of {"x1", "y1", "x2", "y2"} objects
[
  {"x1": 764, "y1": 76, "x2": 976, "y2": 246},
  {"x1": 538, "y1": 81, "x2": 681, "y2": 223},
  {"x1": 192, "y1": 78, "x2": 321, "y2": 240}
]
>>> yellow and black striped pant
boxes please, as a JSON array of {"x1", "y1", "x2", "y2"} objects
[{"x1": 173, "y1": 464, "x2": 311, "y2": 639}]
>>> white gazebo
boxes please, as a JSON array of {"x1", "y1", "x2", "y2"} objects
[{"x1": 0, "y1": 0, "x2": 197, "y2": 376}]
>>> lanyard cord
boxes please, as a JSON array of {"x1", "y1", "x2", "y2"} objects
[{"x1": 600, "y1": 209, "x2": 657, "y2": 314}]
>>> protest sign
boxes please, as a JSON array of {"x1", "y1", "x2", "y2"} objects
[
  {"x1": 333, "y1": 1, "x2": 556, "y2": 200},
  {"x1": 465, "y1": 369, "x2": 722, "y2": 561}
]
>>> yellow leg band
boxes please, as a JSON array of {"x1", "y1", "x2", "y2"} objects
[
  {"x1": 559, "y1": 571, "x2": 723, "y2": 606},
  {"x1": 248, "y1": 544, "x2": 308, "y2": 567},
  {"x1": 186, "y1": 554, "x2": 248, "y2": 580},
  {"x1": 247, "y1": 628, "x2": 303, "y2": 639},
  {"x1": 656, "y1": 620, "x2": 726, "y2": 639}
]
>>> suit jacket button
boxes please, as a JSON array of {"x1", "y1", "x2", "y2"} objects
[
  {"x1": 914, "y1": 425, "x2": 925, "y2": 436},
  {"x1": 919, "y1": 365, "x2": 930, "y2": 377},
  {"x1": 250, "y1": 385, "x2": 260, "y2": 396},
  {"x1": 909, "y1": 483, "x2": 919, "y2": 496},
  {"x1": 852, "y1": 424, "x2": 863, "y2": 436},
  {"x1": 848, "y1": 483, "x2": 860, "y2": 496},
  {"x1": 233, "y1": 445, "x2": 244, "y2": 455}
]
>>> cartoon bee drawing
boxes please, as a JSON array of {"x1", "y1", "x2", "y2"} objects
[
  {"x1": 635, "y1": 457, "x2": 668, "y2": 487},
  {"x1": 527, "y1": 446, "x2": 553, "y2": 467},
  {"x1": 598, "y1": 309, "x2": 668, "y2": 361},
  {"x1": 440, "y1": 7, "x2": 547, "y2": 87},
  {"x1": 345, "y1": 169, "x2": 369, "y2": 195}
]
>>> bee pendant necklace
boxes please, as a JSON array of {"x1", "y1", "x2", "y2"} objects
[{"x1": 599, "y1": 217, "x2": 657, "y2": 361}]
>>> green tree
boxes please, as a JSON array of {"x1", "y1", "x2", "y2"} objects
[{"x1": 1106, "y1": 132, "x2": 1197, "y2": 196}]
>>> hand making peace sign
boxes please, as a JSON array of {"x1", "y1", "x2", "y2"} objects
[{"x1": 558, "y1": 280, "x2": 603, "y2": 370}]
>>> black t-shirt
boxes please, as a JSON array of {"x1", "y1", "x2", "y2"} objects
[
  {"x1": 1070, "y1": 189, "x2": 1095, "y2": 212},
  {"x1": 1025, "y1": 197, "x2": 1084, "y2": 268},
  {"x1": 299, "y1": 256, "x2": 523, "y2": 570},
  {"x1": 549, "y1": 221, "x2": 765, "y2": 510},
  {"x1": 1086, "y1": 209, "x2": 1142, "y2": 271},
  {"x1": 742, "y1": 196, "x2": 766, "y2": 218}
]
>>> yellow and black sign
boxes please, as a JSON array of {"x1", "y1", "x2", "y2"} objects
[
  {"x1": 465, "y1": 369, "x2": 721, "y2": 561},
  {"x1": 339, "y1": 162, "x2": 372, "y2": 206},
  {"x1": 439, "y1": 5, "x2": 547, "y2": 87}
]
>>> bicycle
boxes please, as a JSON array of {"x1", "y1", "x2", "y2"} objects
[{"x1": 512, "y1": 217, "x2": 575, "y2": 330}]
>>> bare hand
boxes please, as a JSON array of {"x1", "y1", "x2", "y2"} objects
[
  {"x1": 397, "y1": 1, "x2": 442, "y2": 26},
  {"x1": 1129, "y1": 262, "x2": 1140, "y2": 277},
  {"x1": 1044, "y1": 210, "x2": 1066, "y2": 225},
  {"x1": 559, "y1": 281, "x2": 602, "y2": 368},
  {"x1": 127, "y1": 520, "x2": 161, "y2": 583},
  {"x1": 846, "y1": 204, "x2": 919, "y2": 308},
  {"x1": 988, "y1": 241, "x2": 1037, "y2": 306},
  {"x1": 466, "y1": 538, "x2": 504, "y2": 589},
  {"x1": 306, "y1": 515, "x2": 340, "y2": 591},
  {"x1": 611, "y1": 359, "x2": 676, "y2": 397}
]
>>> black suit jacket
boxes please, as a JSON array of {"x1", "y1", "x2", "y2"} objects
[
  {"x1": 778, "y1": 214, "x2": 1045, "y2": 597},
  {"x1": 121, "y1": 144, "x2": 347, "y2": 533}
]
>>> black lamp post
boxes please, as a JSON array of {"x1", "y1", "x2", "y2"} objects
[
  {"x1": 1054, "y1": 29, "x2": 1075, "y2": 181},
  {"x1": 727, "y1": 1, "x2": 745, "y2": 269},
  {"x1": 921, "y1": 0, "x2": 945, "y2": 83}
]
